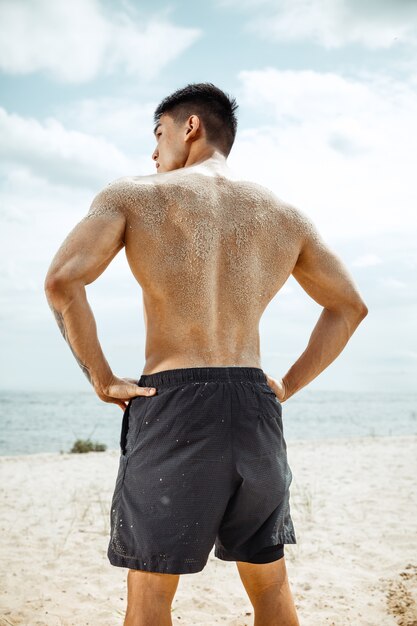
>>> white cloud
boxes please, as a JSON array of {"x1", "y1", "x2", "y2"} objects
[
  {"x1": 351, "y1": 254, "x2": 383, "y2": 268},
  {"x1": 0, "y1": 0, "x2": 201, "y2": 83},
  {"x1": 0, "y1": 167, "x2": 91, "y2": 222},
  {"x1": 236, "y1": 68, "x2": 412, "y2": 124},
  {"x1": 53, "y1": 95, "x2": 175, "y2": 172},
  {"x1": 54, "y1": 97, "x2": 156, "y2": 153},
  {"x1": 0, "y1": 107, "x2": 135, "y2": 187},
  {"x1": 218, "y1": 0, "x2": 417, "y2": 49},
  {"x1": 227, "y1": 68, "x2": 417, "y2": 238},
  {"x1": 379, "y1": 278, "x2": 407, "y2": 290},
  {"x1": 105, "y1": 13, "x2": 201, "y2": 81}
]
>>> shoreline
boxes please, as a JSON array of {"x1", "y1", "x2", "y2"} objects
[
  {"x1": 1, "y1": 432, "x2": 415, "y2": 460},
  {"x1": 1, "y1": 434, "x2": 416, "y2": 624}
]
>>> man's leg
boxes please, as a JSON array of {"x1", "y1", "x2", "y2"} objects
[
  {"x1": 124, "y1": 569, "x2": 180, "y2": 626},
  {"x1": 236, "y1": 557, "x2": 300, "y2": 626}
]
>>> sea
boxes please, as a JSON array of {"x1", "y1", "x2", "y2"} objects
[{"x1": 0, "y1": 389, "x2": 416, "y2": 457}]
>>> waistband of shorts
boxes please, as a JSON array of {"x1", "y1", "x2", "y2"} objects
[{"x1": 137, "y1": 366, "x2": 268, "y2": 388}]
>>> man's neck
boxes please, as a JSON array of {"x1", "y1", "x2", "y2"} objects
[{"x1": 185, "y1": 151, "x2": 233, "y2": 176}]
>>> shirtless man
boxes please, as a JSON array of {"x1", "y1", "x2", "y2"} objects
[{"x1": 44, "y1": 82, "x2": 368, "y2": 626}]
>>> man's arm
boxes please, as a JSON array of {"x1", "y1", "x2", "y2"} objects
[
  {"x1": 272, "y1": 209, "x2": 368, "y2": 402},
  {"x1": 44, "y1": 180, "x2": 156, "y2": 407}
]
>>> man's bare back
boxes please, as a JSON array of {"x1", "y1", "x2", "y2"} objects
[
  {"x1": 119, "y1": 165, "x2": 303, "y2": 375},
  {"x1": 45, "y1": 151, "x2": 367, "y2": 408}
]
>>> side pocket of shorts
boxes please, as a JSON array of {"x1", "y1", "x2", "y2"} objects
[
  {"x1": 256, "y1": 382, "x2": 283, "y2": 422},
  {"x1": 119, "y1": 400, "x2": 133, "y2": 457},
  {"x1": 122, "y1": 396, "x2": 152, "y2": 458}
]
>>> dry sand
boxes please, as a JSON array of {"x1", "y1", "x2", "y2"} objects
[{"x1": 0, "y1": 434, "x2": 416, "y2": 626}]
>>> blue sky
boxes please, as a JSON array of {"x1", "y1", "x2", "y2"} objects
[{"x1": 1, "y1": 0, "x2": 416, "y2": 393}]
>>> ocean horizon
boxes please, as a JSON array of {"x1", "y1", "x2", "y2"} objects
[{"x1": 0, "y1": 388, "x2": 416, "y2": 457}]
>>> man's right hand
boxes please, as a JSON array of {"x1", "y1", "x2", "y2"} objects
[
  {"x1": 265, "y1": 373, "x2": 287, "y2": 403},
  {"x1": 95, "y1": 375, "x2": 156, "y2": 410}
]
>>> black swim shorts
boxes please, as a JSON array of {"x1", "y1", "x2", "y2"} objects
[{"x1": 107, "y1": 366, "x2": 296, "y2": 575}]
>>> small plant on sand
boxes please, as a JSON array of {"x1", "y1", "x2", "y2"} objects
[
  {"x1": 70, "y1": 438, "x2": 107, "y2": 453},
  {"x1": 299, "y1": 485, "x2": 314, "y2": 521},
  {"x1": 292, "y1": 482, "x2": 315, "y2": 523}
]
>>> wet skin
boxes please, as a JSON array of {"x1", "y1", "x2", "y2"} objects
[{"x1": 44, "y1": 113, "x2": 368, "y2": 410}]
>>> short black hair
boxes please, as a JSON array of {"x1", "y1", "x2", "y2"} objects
[{"x1": 153, "y1": 82, "x2": 239, "y2": 157}]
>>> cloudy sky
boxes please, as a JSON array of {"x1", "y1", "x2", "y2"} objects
[{"x1": 1, "y1": 0, "x2": 416, "y2": 393}]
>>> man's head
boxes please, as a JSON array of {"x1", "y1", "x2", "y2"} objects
[{"x1": 152, "y1": 82, "x2": 238, "y2": 173}]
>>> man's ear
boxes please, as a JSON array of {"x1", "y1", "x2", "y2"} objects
[{"x1": 184, "y1": 114, "x2": 201, "y2": 141}]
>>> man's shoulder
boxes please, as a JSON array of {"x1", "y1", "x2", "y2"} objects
[
  {"x1": 85, "y1": 176, "x2": 139, "y2": 220},
  {"x1": 90, "y1": 175, "x2": 157, "y2": 213},
  {"x1": 254, "y1": 183, "x2": 321, "y2": 246}
]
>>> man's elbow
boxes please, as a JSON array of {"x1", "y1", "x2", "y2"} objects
[
  {"x1": 44, "y1": 271, "x2": 80, "y2": 303},
  {"x1": 347, "y1": 298, "x2": 368, "y2": 322},
  {"x1": 44, "y1": 274, "x2": 56, "y2": 294},
  {"x1": 355, "y1": 299, "x2": 369, "y2": 319},
  {"x1": 44, "y1": 272, "x2": 65, "y2": 296},
  {"x1": 329, "y1": 298, "x2": 368, "y2": 322}
]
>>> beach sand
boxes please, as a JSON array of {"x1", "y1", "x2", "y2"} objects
[{"x1": 0, "y1": 434, "x2": 416, "y2": 626}]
